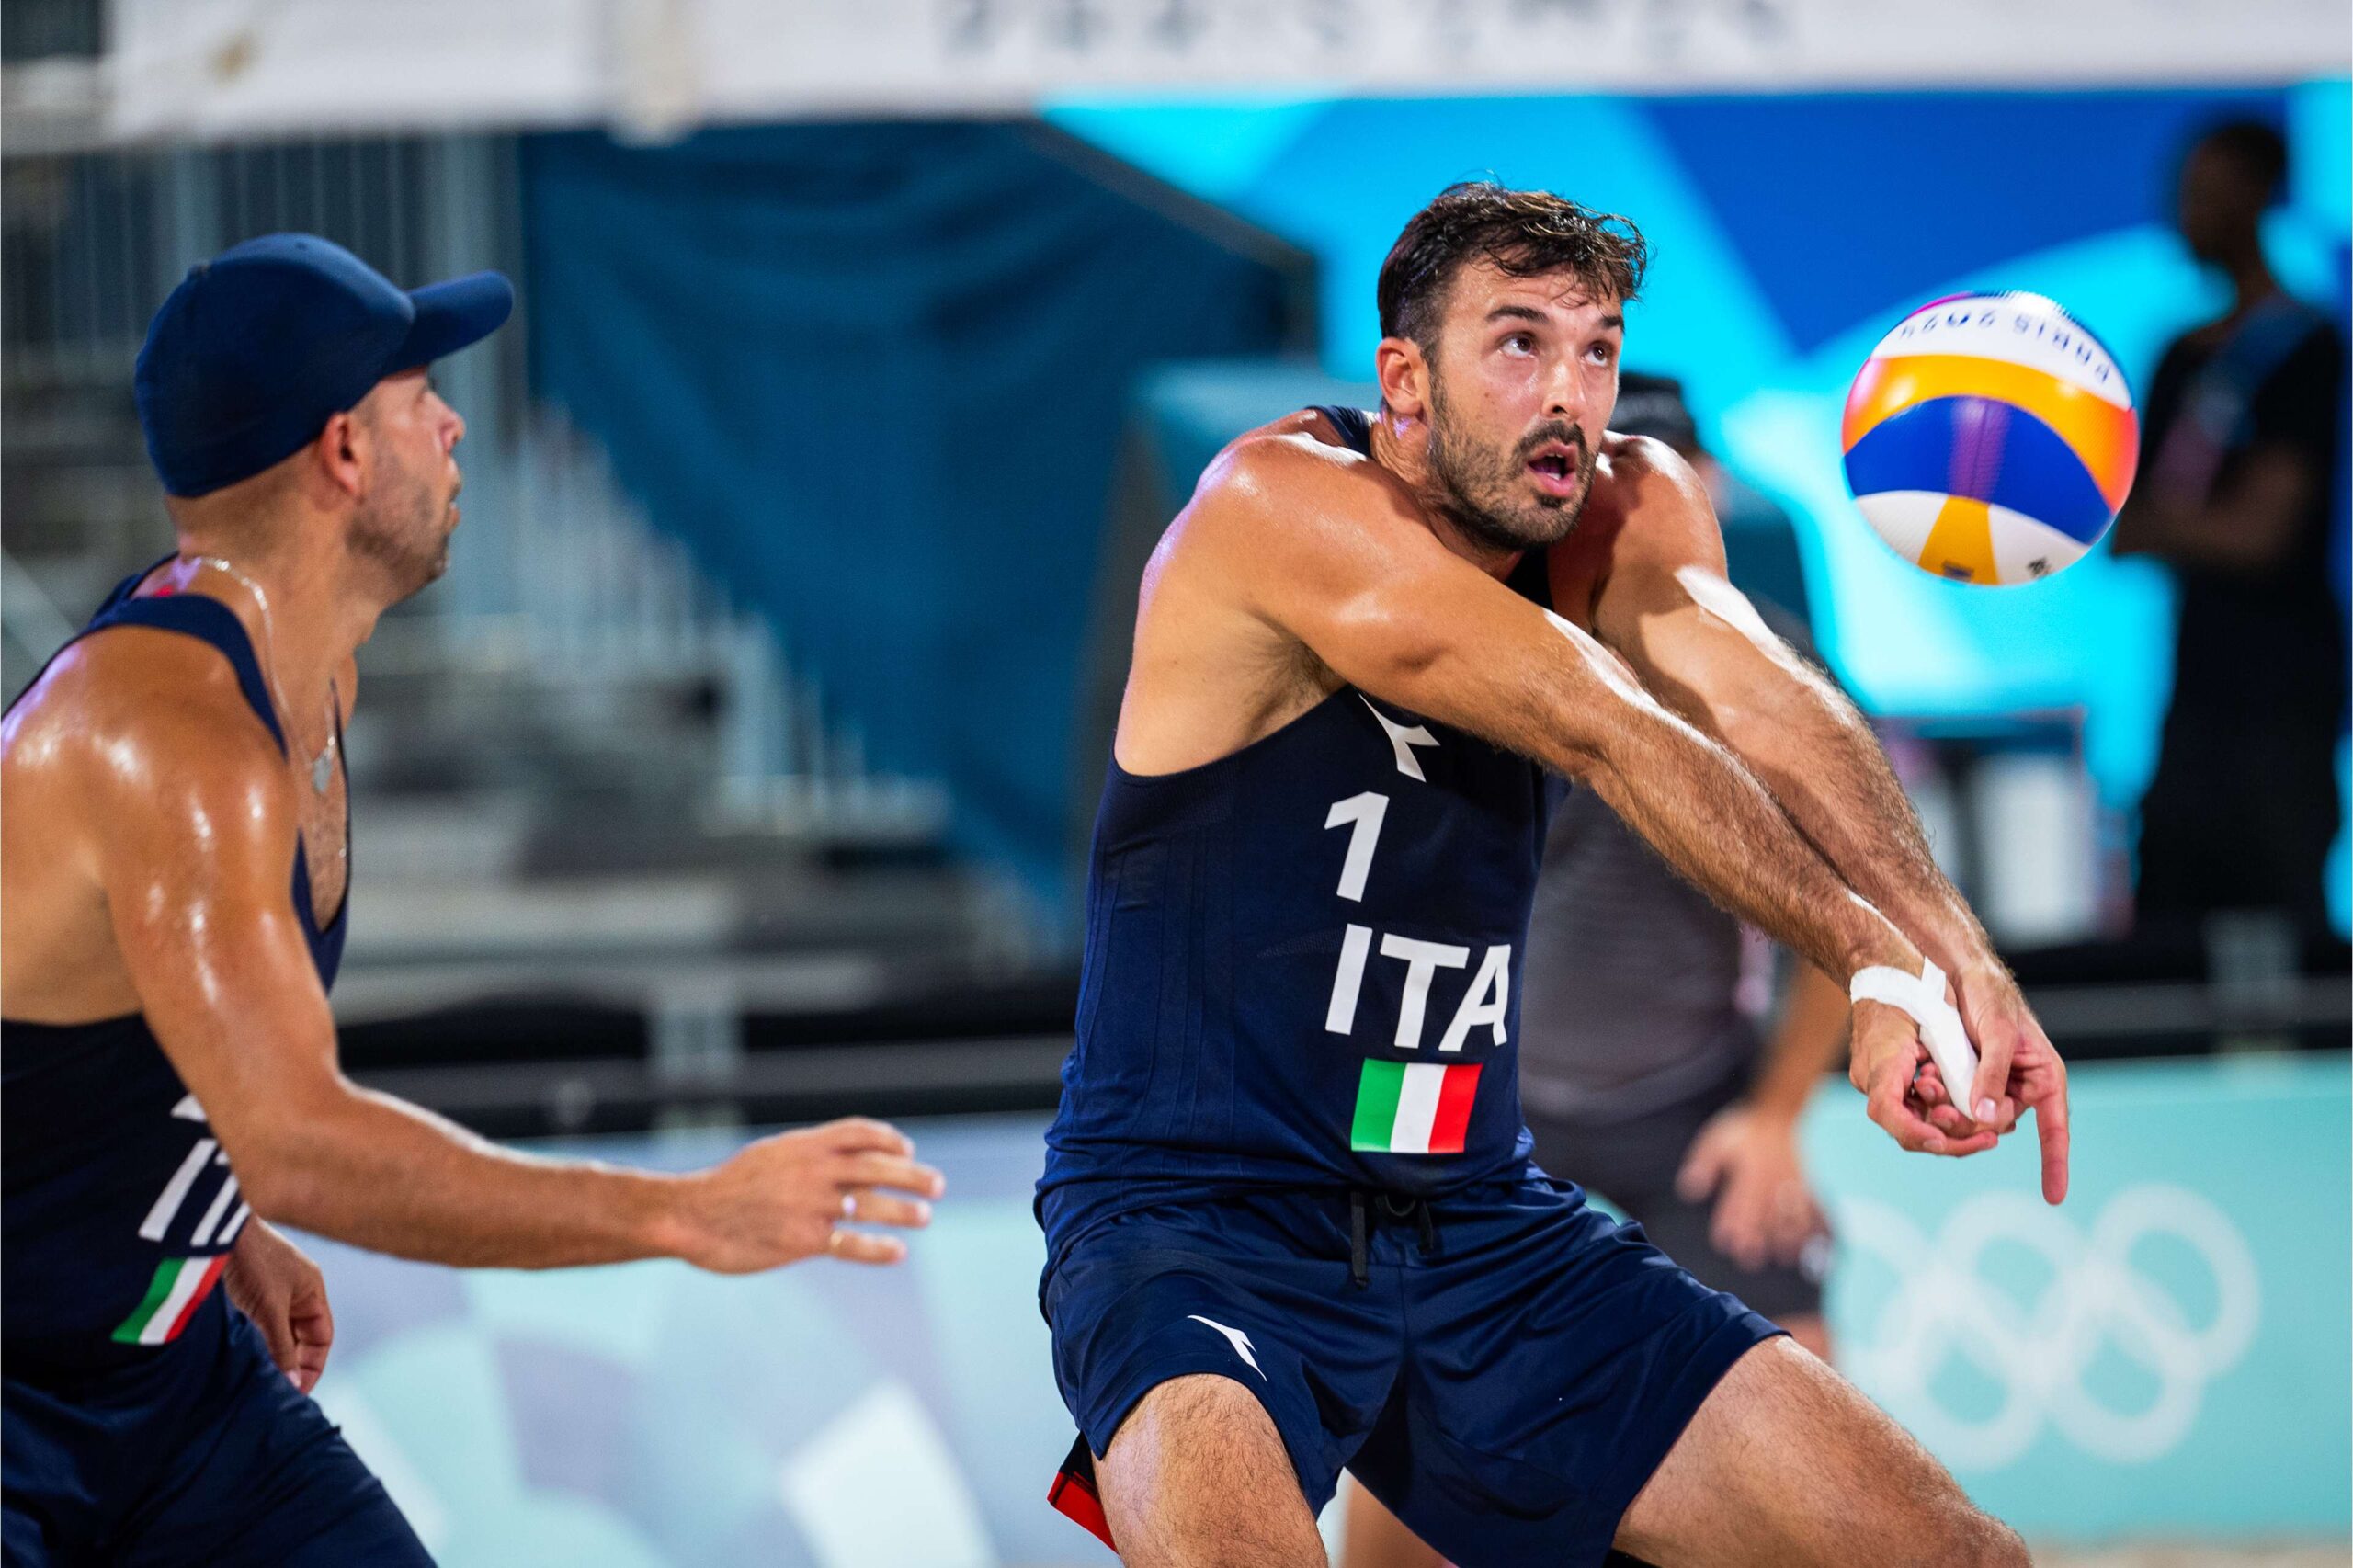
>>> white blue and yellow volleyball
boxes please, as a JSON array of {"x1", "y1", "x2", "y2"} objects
[{"x1": 1841, "y1": 292, "x2": 2138, "y2": 585}]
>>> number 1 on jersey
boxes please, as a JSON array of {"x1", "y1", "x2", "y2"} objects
[{"x1": 1324, "y1": 791, "x2": 1388, "y2": 903}]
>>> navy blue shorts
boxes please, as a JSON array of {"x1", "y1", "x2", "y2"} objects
[
  {"x1": 1043, "y1": 1178, "x2": 1780, "y2": 1564},
  {"x1": 4, "y1": 1299, "x2": 429, "y2": 1566}
]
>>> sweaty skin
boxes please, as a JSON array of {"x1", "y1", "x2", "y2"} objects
[
  {"x1": 1120, "y1": 417, "x2": 1977, "y2": 1165},
  {"x1": 1093, "y1": 256, "x2": 2040, "y2": 1568},
  {"x1": 2, "y1": 368, "x2": 943, "y2": 1296}
]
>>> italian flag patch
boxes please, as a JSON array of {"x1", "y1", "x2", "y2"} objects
[
  {"x1": 1350, "y1": 1060, "x2": 1482, "y2": 1154},
  {"x1": 111, "y1": 1255, "x2": 228, "y2": 1346}
]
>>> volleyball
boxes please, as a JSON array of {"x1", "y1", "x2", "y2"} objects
[{"x1": 1841, "y1": 292, "x2": 2138, "y2": 585}]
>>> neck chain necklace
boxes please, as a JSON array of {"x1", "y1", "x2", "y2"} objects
[{"x1": 182, "y1": 555, "x2": 340, "y2": 797}]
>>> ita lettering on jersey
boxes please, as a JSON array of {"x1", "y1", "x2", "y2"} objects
[
  {"x1": 112, "y1": 1093, "x2": 248, "y2": 1345},
  {"x1": 1323, "y1": 700, "x2": 1512, "y2": 1155}
]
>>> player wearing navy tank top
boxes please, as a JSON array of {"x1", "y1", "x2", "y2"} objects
[
  {"x1": 1039, "y1": 185, "x2": 2068, "y2": 1567},
  {"x1": 1, "y1": 236, "x2": 941, "y2": 1566}
]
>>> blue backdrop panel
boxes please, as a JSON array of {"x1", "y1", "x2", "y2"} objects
[
  {"x1": 522, "y1": 124, "x2": 1298, "y2": 898},
  {"x1": 1047, "y1": 81, "x2": 2353, "y2": 926}
]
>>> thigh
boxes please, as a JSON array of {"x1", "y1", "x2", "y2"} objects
[
  {"x1": 1367, "y1": 1186, "x2": 1779, "y2": 1568},
  {"x1": 1615, "y1": 1336, "x2": 2024, "y2": 1568},
  {"x1": 111, "y1": 1313, "x2": 431, "y2": 1568},
  {"x1": 1097, "y1": 1373, "x2": 1328, "y2": 1568},
  {"x1": 1045, "y1": 1199, "x2": 1404, "y2": 1524}
]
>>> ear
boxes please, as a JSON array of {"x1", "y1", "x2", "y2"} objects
[
  {"x1": 311, "y1": 409, "x2": 366, "y2": 501},
  {"x1": 1374, "y1": 335, "x2": 1430, "y2": 426}
]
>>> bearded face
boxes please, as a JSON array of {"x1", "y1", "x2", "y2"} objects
[
  {"x1": 1426, "y1": 365, "x2": 1598, "y2": 554},
  {"x1": 348, "y1": 371, "x2": 462, "y2": 602},
  {"x1": 1406, "y1": 261, "x2": 1622, "y2": 556}
]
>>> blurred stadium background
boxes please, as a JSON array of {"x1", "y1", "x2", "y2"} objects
[{"x1": 4, "y1": 2, "x2": 2348, "y2": 1564}]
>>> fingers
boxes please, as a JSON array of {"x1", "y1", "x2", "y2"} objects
[
  {"x1": 1867, "y1": 1051, "x2": 1996, "y2": 1156},
  {"x1": 836, "y1": 1152, "x2": 946, "y2": 1199},
  {"x1": 291, "y1": 1337, "x2": 330, "y2": 1394},
  {"x1": 1963, "y1": 989, "x2": 2019, "y2": 1128},
  {"x1": 842, "y1": 1188, "x2": 934, "y2": 1229},
  {"x1": 822, "y1": 1118, "x2": 915, "y2": 1157},
  {"x1": 824, "y1": 1227, "x2": 909, "y2": 1266},
  {"x1": 256, "y1": 1313, "x2": 300, "y2": 1379},
  {"x1": 2029, "y1": 1067, "x2": 2072, "y2": 1206},
  {"x1": 1674, "y1": 1136, "x2": 1726, "y2": 1203},
  {"x1": 1772, "y1": 1186, "x2": 1829, "y2": 1262},
  {"x1": 1711, "y1": 1188, "x2": 1769, "y2": 1272}
]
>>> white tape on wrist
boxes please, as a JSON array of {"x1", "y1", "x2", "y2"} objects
[{"x1": 1848, "y1": 958, "x2": 1980, "y2": 1105}]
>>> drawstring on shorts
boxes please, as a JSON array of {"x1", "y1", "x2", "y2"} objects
[{"x1": 1346, "y1": 1189, "x2": 1440, "y2": 1289}]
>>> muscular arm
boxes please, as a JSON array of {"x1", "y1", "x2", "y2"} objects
[
  {"x1": 99, "y1": 708, "x2": 935, "y2": 1269},
  {"x1": 1210, "y1": 438, "x2": 1915, "y2": 986},
  {"x1": 1586, "y1": 441, "x2": 2069, "y2": 1199}
]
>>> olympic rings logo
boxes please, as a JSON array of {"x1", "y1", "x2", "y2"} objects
[{"x1": 1832, "y1": 1185, "x2": 2259, "y2": 1468}]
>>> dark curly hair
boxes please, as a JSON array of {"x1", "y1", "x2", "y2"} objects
[{"x1": 1377, "y1": 181, "x2": 1650, "y2": 353}]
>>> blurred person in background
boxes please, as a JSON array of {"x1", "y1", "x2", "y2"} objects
[
  {"x1": 0, "y1": 234, "x2": 942, "y2": 1567},
  {"x1": 1339, "y1": 376, "x2": 1850, "y2": 1568},
  {"x1": 2113, "y1": 119, "x2": 2350, "y2": 942}
]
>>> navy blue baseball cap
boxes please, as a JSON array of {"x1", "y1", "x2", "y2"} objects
[{"x1": 134, "y1": 233, "x2": 514, "y2": 498}]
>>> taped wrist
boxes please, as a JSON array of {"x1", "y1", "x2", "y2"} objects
[{"x1": 1848, "y1": 957, "x2": 1981, "y2": 1102}]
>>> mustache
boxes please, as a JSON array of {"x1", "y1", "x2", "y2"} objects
[{"x1": 1516, "y1": 422, "x2": 1590, "y2": 465}]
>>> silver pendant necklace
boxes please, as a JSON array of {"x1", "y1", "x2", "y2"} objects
[{"x1": 181, "y1": 555, "x2": 339, "y2": 796}]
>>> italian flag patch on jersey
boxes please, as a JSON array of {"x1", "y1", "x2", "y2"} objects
[
  {"x1": 1350, "y1": 1060, "x2": 1481, "y2": 1154},
  {"x1": 112, "y1": 1255, "x2": 229, "y2": 1346}
]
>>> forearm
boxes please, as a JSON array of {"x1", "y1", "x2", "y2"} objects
[
  {"x1": 1578, "y1": 702, "x2": 1915, "y2": 984},
  {"x1": 1722, "y1": 671, "x2": 1993, "y2": 975},
  {"x1": 238, "y1": 1084, "x2": 687, "y2": 1268},
  {"x1": 1746, "y1": 960, "x2": 1850, "y2": 1124}
]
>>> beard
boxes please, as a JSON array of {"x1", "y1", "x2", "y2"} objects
[
  {"x1": 1427, "y1": 376, "x2": 1597, "y2": 555},
  {"x1": 352, "y1": 462, "x2": 456, "y2": 604}
]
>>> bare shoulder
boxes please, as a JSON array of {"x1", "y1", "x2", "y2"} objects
[
  {"x1": 1590, "y1": 431, "x2": 1725, "y2": 569},
  {"x1": 1180, "y1": 410, "x2": 1425, "y2": 568},
  {"x1": 5, "y1": 627, "x2": 292, "y2": 837},
  {"x1": 1195, "y1": 413, "x2": 1371, "y2": 516}
]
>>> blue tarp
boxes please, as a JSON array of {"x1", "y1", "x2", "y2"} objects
[{"x1": 522, "y1": 123, "x2": 1297, "y2": 902}]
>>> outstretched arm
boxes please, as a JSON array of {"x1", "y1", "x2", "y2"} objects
[
  {"x1": 1585, "y1": 441, "x2": 2069, "y2": 1202},
  {"x1": 1190, "y1": 437, "x2": 1985, "y2": 1159},
  {"x1": 97, "y1": 709, "x2": 943, "y2": 1270}
]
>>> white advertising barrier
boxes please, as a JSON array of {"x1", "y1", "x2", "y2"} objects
[
  {"x1": 1802, "y1": 1052, "x2": 2347, "y2": 1540},
  {"x1": 286, "y1": 1054, "x2": 2347, "y2": 1564},
  {"x1": 1832, "y1": 1184, "x2": 2259, "y2": 1469},
  {"x1": 107, "y1": 0, "x2": 2350, "y2": 143}
]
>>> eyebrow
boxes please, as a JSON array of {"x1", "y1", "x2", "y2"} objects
[{"x1": 1483, "y1": 304, "x2": 1626, "y2": 332}]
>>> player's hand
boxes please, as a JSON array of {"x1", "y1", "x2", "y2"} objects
[
  {"x1": 1848, "y1": 999, "x2": 2000, "y2": 1160},
  {"x1": 1950, "y1": 961, "x2": 2070, "y2": 1204},
  {"x1": 224, "y1": 1218, "x2": 335, "y2": 1393},
  {"x1": 1675, "y1": 1105, "x2": 1827, "y2": 1271},
  {"x1": 669, "y1": 1118, "x2": 945, "y2": 1274}
]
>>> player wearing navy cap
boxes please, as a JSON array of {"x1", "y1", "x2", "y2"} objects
[
  {"x1": 1038, "y1": 184, "x2": 2069, "y2": 1566},
  {"x1": 1, "y1": 234, "x2": 943, "y2": 1565}
]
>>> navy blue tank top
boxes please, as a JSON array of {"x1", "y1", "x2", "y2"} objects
[
  {"x1": 1039, "y1": 408, "x2": 1566, "y2": 1256},
  {"x1": 2, "y1": 562, "x2": 349, "y2": 1370}
]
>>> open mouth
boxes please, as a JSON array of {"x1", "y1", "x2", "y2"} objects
[{"x1": 1526, "y1": 446, "x2": 1583, "y2": 497}]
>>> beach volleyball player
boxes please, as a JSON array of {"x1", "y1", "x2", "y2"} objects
[
  {"x1": 1, "y1": 235, "x2": 942, "y2": 1565},
  {"x1": 1037, "y1": 184, "x2": 2069, "y2": 1566}
]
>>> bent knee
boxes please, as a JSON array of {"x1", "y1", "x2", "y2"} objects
[
  {"x1": 1097, "y1": 1374, "x2": 1324, "y2": 1567},
  {"x1": 1915, "y1": 1499, "x2": 2027, "y2": 1568}
]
